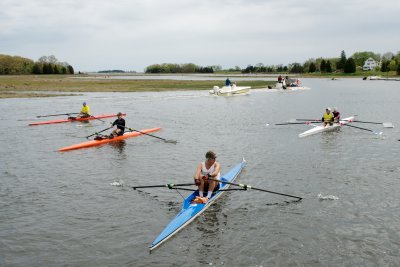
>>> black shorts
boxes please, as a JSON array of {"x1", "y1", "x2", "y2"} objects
[{"x1": 117, "y1": 130, "x2": 124, "y2": 136}]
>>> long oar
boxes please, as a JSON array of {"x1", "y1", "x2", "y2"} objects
[
  {"x1": 115, "y1": 123, "x2": 178, "y2": 144},
  {"x1": 132, "y1": 183, "x2": 194, "y2": 190},
  {"x1": 341, "y1": 123, "x2": 382, "y2": 134},
  {"x1": 275, "y1": 122, "x2": 316, "y2": 126},
  {"x1": 37, "y1": 112, "x2": 79, "y2": 118},
  {"x1": 350, "y1": 120, "x2": 393, "y2": 128},
  {"x1": 334, "y1": 118, "x2": 393, "y2": 128},
  {"x1": 295, "y1": 119, "x2": 321, "y2": 122},
  {"x1": 210, "y1": 178, "x2": 302, "y2": 200},
  {"x1": 85, "y1": 126, "x2": 114, "y2": 139}
]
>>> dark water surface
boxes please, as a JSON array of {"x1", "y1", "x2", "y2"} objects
[{"x1": 1, "y1": 78, "x2": 400, "y2": 266}]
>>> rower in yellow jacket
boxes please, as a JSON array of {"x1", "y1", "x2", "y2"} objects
[
  {"x1": 77, "y1": 102, "x2": 91, "y2": 118},
  {"x1": 322, "y1": 107, "x2": 334, "y2": 126}
]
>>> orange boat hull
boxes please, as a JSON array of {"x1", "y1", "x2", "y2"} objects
[{"x1": 59, "y1": 127, "x2": 162, "y2": 152}]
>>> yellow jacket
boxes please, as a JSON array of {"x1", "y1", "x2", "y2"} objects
[
  {"x1": 323, "y1": 112, "x2": 333, "y2": 122},
  {"x1": 81, "y1": 105, "x2": 91, "y2": 115}
]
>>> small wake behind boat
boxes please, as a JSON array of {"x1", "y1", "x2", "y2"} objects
[
  {"x1": 58, "y1": 127, "x2": 161, "y2": 151},
  {"x1": 209, "y1": 84, "x2": 251, "y2": 96},
  {"x1": 298, "y1": 116, "x2": 354, "y2": 138}
]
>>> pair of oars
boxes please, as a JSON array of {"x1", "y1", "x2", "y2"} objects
[
  {"x1": 132, "y1": 179, "x2": 302, "y2": 200},
  {"x1": 296, "y1": 118, "x2": 394, "y2": 128}
]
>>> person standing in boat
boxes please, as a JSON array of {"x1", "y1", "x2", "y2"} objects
[
  {"x1": 76, "y1": 102, "x2": 91, "y2": 118},
  {"x1": 225, "y1": 78, "x2": 232, "y2": 86},
  {"x1": 321, "y1": 107, "x2": 334, "y2": 126},
  {"x1": 109, "y1": 112, "x2": 125, "y2": 138},
  {"x1": 194, "y1": 151, "x2": 221, "y2": 202},
  {"x1": 332, "y1": 107, "x2": 340, "y2": 122}
]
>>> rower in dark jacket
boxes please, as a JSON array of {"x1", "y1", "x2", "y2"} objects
[{"x1": 110, "y1": 112, "x2": 125, "y2": 138}]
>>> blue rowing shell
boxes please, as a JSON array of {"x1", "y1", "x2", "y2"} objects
[{"x1": 149, "y1": 160, "x2": 246, "y2": 250}]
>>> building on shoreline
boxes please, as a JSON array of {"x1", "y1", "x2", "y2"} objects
[{"x1": 363, "y1": 57, "x2": 378, "y2": 71}]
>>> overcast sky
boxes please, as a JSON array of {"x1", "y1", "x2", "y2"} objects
[{"x1": 1, "y1": 0, "x2": 399, "y2": 72}]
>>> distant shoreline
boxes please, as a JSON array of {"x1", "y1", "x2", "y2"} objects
[
  {"x1": 0, "y1": 74, "x2": 276, "y2": 99},
  {"x1": 1, "y1": 73, "x2": 398, "y2": 99}
]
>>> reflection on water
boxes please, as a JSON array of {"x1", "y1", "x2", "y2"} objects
[
  {"x1": 108, "y1": 140, "x2": 126, "y2": 153},
  {"x1": 194, "y1": 202, "x2": 224, "y2": 265}
]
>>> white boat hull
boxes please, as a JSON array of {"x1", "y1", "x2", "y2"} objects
[
  {"x1": 298, "y1": 116, "x2": 354, "y2": 138},
  {"x1": 272, "y1": 83, "x2": 310, "y2": 90},
  {"x1": 209, "y1": 85, "x2": 250, "y2": 96}
]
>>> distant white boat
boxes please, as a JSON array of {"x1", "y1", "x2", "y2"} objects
[
  {"x1": 367, "y1": 76, "x2": 381, "y2": 80},
  {"x1": 270, "y1": 82, "x2": 310, "y2": 90},
  {"x1": 209, "y1": 84, "x2": 251, "y2": 96}
]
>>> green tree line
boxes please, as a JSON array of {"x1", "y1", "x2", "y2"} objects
[
  {"x1": 145, "y1": 51, "x2": 399, "y2": 75},
  {"x1": 242, "y1": 50, "x2": 400, "y2": 74},
  {"x1": 145, "y1": 63, "x2": 214, "y2": 73},
  {"x1": 0, "y1": 54, "x2": 74, "y2": 75}
]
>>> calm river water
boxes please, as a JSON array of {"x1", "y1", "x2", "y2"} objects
[{"x1": 1, "y1": 78, "x2": 400, "y2": 266}]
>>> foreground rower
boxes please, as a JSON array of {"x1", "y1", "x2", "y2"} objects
[{"x1": 193, "y1": 151, "x2": 221, "y2": 202}]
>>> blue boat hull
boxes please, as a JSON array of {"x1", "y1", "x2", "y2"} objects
[{"x1": 149, "y1": 160, "x2": 246, "y2": 250}]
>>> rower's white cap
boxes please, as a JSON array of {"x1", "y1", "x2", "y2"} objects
[
  {"x1": 333, "y1": 107, "x2": 337, "y2": 111},
  {"x1": 326, "y1": 107, "x2": 332, "y2": 111}
]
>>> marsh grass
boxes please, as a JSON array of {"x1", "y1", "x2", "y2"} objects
[{"x1": 0, "y1": 75, "x2": 275, "y2": 98}]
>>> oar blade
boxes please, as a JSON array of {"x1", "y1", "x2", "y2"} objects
[{"x1": 383, "y1": 122, "x2": 394, "y2": 128}]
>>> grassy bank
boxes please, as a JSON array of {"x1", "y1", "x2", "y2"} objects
[
  {"x1": 0, "y1": 75, "x2": 275, "y2": 98},
  {"x1": 0, "y1": 92, "x2": 80, "y2": 98}
]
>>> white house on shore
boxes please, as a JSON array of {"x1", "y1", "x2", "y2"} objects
[{"x1": 363, "y1": 58, "x2": 378, "y2": 71}]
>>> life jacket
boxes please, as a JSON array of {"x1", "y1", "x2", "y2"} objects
[
  {"x1": 81, "y1": 105, "x2": 90, "y2": 115},
  {"x1": 323, "y1": 112, "x2": 334, "y2": 122}
]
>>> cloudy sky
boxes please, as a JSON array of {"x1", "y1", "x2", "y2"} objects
[{"x1": 1, "y1": 0, "x2": 399, "y2": 72}]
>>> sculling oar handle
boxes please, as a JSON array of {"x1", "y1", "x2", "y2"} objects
[
  {"x1": 210, "y1": 178, "x2": 302, "y2": 200},
  {"x1": 85, "y1": 126, "x2": 113, "y2": 139}
]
